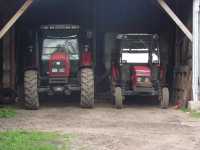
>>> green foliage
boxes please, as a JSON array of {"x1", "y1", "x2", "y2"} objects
[
  {"x1": 180, "y1": 107, "x2": 200, "y2": 119},
  {"x1": 180, "y1": 107, "x2": 189, "y2": 113},
  {"x1": 0, "y1": 131, "x2": 72, "y2": 150},
  {"x1": 0, "y1": 107, "x2": 16, "y2": 118}
]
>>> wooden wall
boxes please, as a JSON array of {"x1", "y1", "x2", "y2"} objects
[
  {"x1": 1, "y1": 27, "x2": 16, "y2": 90},
  {"x1": 172, "y1": 0, "x2": 193, "y2": 106}
]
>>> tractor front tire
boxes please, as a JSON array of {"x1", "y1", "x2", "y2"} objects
[
  {"x1": 24, "y1": 70, "x2": 39, "y2": 110},
  {"x1": 114, "y1": 87, "x2": 123, "y2": 109},
  {"x1": 160, "y1": 87, "x2": 169, "y2": 109},
  {"x1": 80, "y1": 68, "x2": 94, "y2": 108}
]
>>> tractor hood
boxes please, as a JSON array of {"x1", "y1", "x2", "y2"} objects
[
  {"x1": 48, "y1": 52, "x2": 71, "y2": 77},
  {"x1": 50, "y1": 52, "x2": 69, "y2": 61},
  {"x1": 130, "y1": 66, "x2": 151, "y2": 77}
]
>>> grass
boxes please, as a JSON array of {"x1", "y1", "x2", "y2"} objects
[
  {"x1": 180, "y1": 107, "x2": 200, "y2": 119},
  {"x1": 190, "y1": 111, "x2": 200, "y2": 118},
  {"x1": 0, "y1": 107, "x2": 16, "y2": 118},
  {"x1": 0, "y1": 131, "x2": 72, "y2": 150},
  {"x1": 180, "y1": 107, "x2": 189, "y2": 113}
]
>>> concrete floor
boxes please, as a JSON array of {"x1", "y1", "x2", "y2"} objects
[{"x1": 0, "y1": 98, "x2": 200, "y2": 150}]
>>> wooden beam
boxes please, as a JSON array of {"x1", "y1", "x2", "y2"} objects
[
  {"x1": 157, "y1": 0, "x2": 193, "y2": 42},
  {"x1": 0, "y1": 0, "x2": 33, "y2": 39}
]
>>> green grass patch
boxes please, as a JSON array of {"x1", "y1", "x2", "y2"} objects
[
  {"x1": 0, "y1": 131, "x2": 73, "y2": 150},
  {"x1": 190, "y1": 111, "x2": 200, "y2": 118},
  {"x1": 180, "y1": 107, "x2": 189, "y2": 113},
  {"x1": 180, "y1": 107, "x2": 200, "y2": 119},
  {"x1": 0, "y1": 107, "x2": 16, "y2": 118}
]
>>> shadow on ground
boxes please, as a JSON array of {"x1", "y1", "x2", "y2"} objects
[
  {"x1": 38, "y1": 94, "x2": 160, "y2": 108},
  {"x1": 39, "y1": 94, "x2": 81, "y2": 108}
]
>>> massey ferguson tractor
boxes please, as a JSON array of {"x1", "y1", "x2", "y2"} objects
[
  {"x1": 23, "y1": 25, "x2": 94, "y2": 109},
  {"x1": 111, "y1": 34, "x2": 169, "y2": 109}
]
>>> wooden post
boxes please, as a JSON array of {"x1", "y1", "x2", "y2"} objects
[
  {"x1": 157, "y1": 0, "x2": 193, "y2": 42},
  {"x1": 0, "y1": 0, "x2": 33, "y2": 39},
  {"x1": 192, "y1": 0, "x2": 200, "y2": 102}
]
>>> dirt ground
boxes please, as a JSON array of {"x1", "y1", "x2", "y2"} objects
[{"x1": 0, "y1": 97, "x2": 200, "y2": 150}]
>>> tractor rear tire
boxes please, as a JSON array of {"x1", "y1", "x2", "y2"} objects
[
  {"x1": 80, "y1": 68, "x2": 94, "y2": 108},
  {"x1": 24, "y1": 70, "x2": 39, "y2": 110},
  {"x1": 114, "y1": 87, "x2": 123, "y2": 109},
  {"x1": 160, "y1": 87, "x2": 169, "y2": 109}
]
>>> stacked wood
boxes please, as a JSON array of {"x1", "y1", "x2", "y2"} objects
[{"x1": 174, "y1": 66, "x2": 192, "y2": 107}]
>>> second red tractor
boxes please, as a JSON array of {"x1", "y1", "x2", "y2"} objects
[{"x1": 110, "y1": 34, "x2": 169, "y2": 109}]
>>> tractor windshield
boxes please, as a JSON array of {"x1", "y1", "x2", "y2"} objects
[
  {"x1": 42, "y1": 38, "x2": 79, "y2": 60},
  {"x1": 120, "y1": 39, "x2": 159, "y2": 64}
]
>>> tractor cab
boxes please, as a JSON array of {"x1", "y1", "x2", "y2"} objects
[
  {"x1": 111, "y1": 34, "x2": 169, "y2": 109},
  {"x1": 41, "y1": 35, "x2": 80, "y2": 94},
  {"x1": 41, "y1": 36, "x2": 79, "y2": 78}
]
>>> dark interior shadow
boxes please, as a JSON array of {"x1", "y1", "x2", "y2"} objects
[
  {"x1": 124, "y1": 96, "x2": 160, "y2": 107},
  {"x1": 39, "y1": 94, "x2": 81, "y2": 108},
  {"x1": 15, "y1": 94, "x2": 160, "y2": 109}
]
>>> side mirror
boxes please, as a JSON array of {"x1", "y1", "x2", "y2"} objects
[{"x1": 153, "y1": 34, "x2": 159, "y2": 40}]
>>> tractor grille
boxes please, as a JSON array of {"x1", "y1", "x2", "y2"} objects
[
  {"x1": 136, "y1": 77, "x2": 152, "y2": 87},
  {"x1": 49, "y1": 78, "x2": 68, "y2": 84}
]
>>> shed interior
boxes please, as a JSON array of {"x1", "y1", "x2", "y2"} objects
[{"x1": 0, "y1": 0, "x2": 193, "y2": 105}]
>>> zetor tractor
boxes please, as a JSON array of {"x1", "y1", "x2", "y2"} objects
[
  {"x1": 111, "y1": 34, "x2": 169, "y2": 109},
  {"x1": 24, "y1": 25, "x2": 94, "y2": 109}
]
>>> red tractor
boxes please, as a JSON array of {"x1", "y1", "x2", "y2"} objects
[
  {"x1": 23, "y1": 25, "x2": 94, "y2": 109},
  {"x1": 111, "y1": 34, "x2": 169, "y2": 109}
]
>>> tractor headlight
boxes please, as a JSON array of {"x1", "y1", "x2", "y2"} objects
[
  {"x1": 59, "y1": 68, "x2": 65, "y2": 72},
  {"x1": 56, "y1": 61, "x2": 61, "y2": 65},
  {"x1": 52, "y1": 68, "x2": 58, "y2": 72},
  {"x1": 145, "y1": 78, "x2": 150, "y2": 83},
  {"x1": 51, "y1": 61, "x2": 65, "y2": 73},
  {"x1": 137, "y1": 77, "x2": 141, "y2": 82}
]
